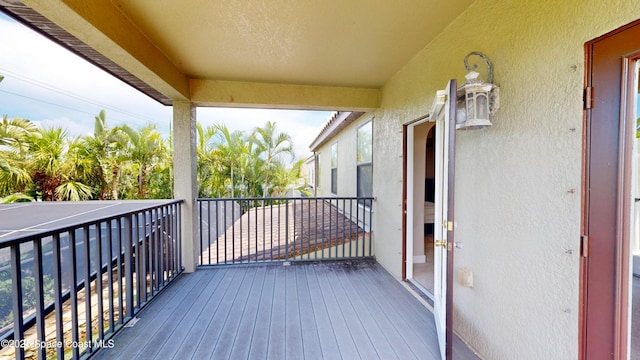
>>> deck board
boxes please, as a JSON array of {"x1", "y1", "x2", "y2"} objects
[
  {"x1": 143, "y1": 268, "x2": 228, "y2": 360},
  {"x1": 304, "y1": 265, "x2": 342, "y2": 359},
  {"x1": 168, "y1": 268, "x2": 234, "y2": 359},
  {"x1": 347, "y1": 266, "x2": 419, "y2": 359},
  {"x1": 210, "y1": 266, "x2": 258, "y2": 359},
  {"x1": 93, "y1": 261, "x2": 479, "y2": 360},
  {"x1": 295, "y1": 267, "x2": 323, "y2": 359},
  {"x1": 189, "y1": 268, "x2": 247, "y2": 359},
  {"x1": 327, "y1": 267, "x2": 379, "y2": 360},
  {"x1": 314, "y1": 264, "x2": 362, "y2": 359},
  {"x1": 284, "y1": 267, "x2": 304, "y2": 359},
  {"x1": 266, "y1": 265, "x2": 286, "y2": 360},
  {"x1": 335, "y1": 266, "x2": 400, "y2": 360},
  {"x1": 95, "y1": 269, "x2": 207, "y2": 360},
  {"x1": 246, "y1": 266, "x2": 275, "y2": 360},
  {"x1": 135, "y1": 274, "x2": 214, "y2": 359},
  {"x1": 228, "y1": 267, "x2": 266, "y2": 360}
]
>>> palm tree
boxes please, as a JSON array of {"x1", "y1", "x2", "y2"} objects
[
  {"x1": 268, "y1": 159, "x2": 311, "y2": 197},
  {"x1": 0, "y1": 193, "x2": 33, "y2": 204},
  {"x1": 79, "y1": 110, "x2": 129, "y2": 199},
  {"x1": 213, "y1": 124, "x2": 248, "y2": 198},
  {"x1": 0, "y1": 115, "x2": 40, "y2": 150},
  {"x1": 0, "y1": 116, "x2": 40, "y2": 196},
  {"x1": 251, "y1": 121, "x2": 295, "y2": 196},
  {"x1": 120, "y1": 124, "x2": 166, "y2": 198},
  {"x1": 26, "y1": 127, "x2": 93, "y2": 201},
  {"x1": 196, "y1": 123, "x2": 221, "y2": 197}
]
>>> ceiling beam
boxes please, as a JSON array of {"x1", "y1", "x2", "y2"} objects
[
  {"x1": 21, "y1": 0, "x2": 189, "y2": 102},
  {"x1": 190, "y1": 79, "x2": 380, "y2": 111}
]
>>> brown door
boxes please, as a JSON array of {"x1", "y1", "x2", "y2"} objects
[{"x1": 582, "y1": 20, "x2": 640, "y2": 359}]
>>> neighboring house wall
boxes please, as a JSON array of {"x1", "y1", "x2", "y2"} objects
[
  {"x1": 315, "y1": 115, "x2": 373, "y2": 199},
  {"x1": 363, "y1": 1, "x2": 640, "y2": 359},
  {"x1": 314, "y1": 115, "x2": 374, "y2": 234}
]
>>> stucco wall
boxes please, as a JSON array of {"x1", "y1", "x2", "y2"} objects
[
  {"x1": 315, "y1": 114, "x2": 373, "y2": 198},
  {"x1": 370, "y1": 0, "x2": 640, "y2": 358}
]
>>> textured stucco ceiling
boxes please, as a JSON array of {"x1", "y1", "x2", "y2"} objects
[{"x1": 112, "y1": 0, "x2": 475, "y2": 88}]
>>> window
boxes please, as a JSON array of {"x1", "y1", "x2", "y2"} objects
[
  {"x1": 316, "y1": 153, "x2": 321, "y2": 188},
  {"x1": 308, "y1": 162, "x2": 315, "y2": 188},
  {"x1": 357, "y1": 121, "x2": 372, "y2": 203},
  {"x1": 331, "y1": 143, "x2": 338, "y2": 194}
]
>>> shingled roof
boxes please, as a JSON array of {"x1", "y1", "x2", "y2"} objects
[
  {"x1": 201, "y1": 200, "x2": 369, "y2": 264},
  {"x1": 308, "y1": 111, "x2": 365, "y2": 152}
]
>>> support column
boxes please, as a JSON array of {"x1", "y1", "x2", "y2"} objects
[{"x1": 172, "y1": 101, "x2": 198, "y2": 272}]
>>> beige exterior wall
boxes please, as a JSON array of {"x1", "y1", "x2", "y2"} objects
[
  {"x1": 315, "y1": 115, "x2": 374, "y2": 198},
  {"x1": 367, "y1": 1, "x2": 640, "y2": 359}
]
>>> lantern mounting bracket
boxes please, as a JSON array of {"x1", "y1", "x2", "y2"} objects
[{"x1": 464, "y1": 52, "x2": 494, "y2": 84}]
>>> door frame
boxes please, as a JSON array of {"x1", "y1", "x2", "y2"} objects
[
  {"x1": 403, "y1": 116, "x2": 433, "y2": 283},
  {"x1": 581, "y1": 19, "x2": 640, "y2": 359},
  {"x1": 402, "y1": 81, "x2": 456, "y2": 360}
]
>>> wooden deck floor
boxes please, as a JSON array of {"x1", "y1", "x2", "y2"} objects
[{"x1": 93, "y1": 261, "x2": 478, "y2": 360}]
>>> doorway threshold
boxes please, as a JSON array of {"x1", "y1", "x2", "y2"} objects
[{"x1": 406, "y1": 278, "x2": 435, "y2": 307}]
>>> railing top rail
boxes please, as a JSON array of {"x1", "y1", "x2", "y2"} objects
[
  {"x1": 0, "y1": 199, "x2": 183, "y2": 248},
  {"x1": 197, "y1": 196, "x2": 375, "y2": 201}
]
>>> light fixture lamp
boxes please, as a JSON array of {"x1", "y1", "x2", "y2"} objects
[{"x1": 456, "y1": 52, "x2": 499, "y2": 130}]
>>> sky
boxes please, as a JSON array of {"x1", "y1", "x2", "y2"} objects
[{"x1": 0, "y1": 12, "x2": 332, "y2": 161}]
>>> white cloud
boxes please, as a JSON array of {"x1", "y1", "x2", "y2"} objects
[{"x1": 34, "y1": 117, "x2": 94, "y2": 138}]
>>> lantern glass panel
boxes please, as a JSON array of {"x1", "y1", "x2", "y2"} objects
[
  {"x1": 477, "y1": 93, "x2": 488, "y2": 120},
  {"x1": 456, "y1": 96, "x2": 466, "y2": 124},
  {"x1": 466, "y1": 93, "x2": 475, "y2": 120}
]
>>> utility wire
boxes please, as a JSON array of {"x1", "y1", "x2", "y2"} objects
[
  {"x1": 0, "y1": 89, "x2": 114, "y2": 118},
  {"x1": 0, "y1": 89, "x2": 151, "y2": 126},
  {"x1": 0, "y1": 68, "x2": 162, "y2": 122}
]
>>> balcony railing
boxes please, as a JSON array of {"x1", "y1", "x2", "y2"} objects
[
  {"x1": 0, "y1": 200, "x2": 182, "y2": 359},
  {"x1": 198, "y1": 197, "x2": 374, "y2": 266}
]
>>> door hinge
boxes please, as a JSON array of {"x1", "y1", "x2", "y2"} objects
[
  {"x1": 584, "y1": 87, "x2": 593, "y2": 109},
  {"x1": 581, "y1": 235, "x2": 589, "y2": 258}
]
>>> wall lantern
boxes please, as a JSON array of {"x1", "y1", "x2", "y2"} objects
[{"x1": 456, "y1": 52, "x2": 500, "y2": 130}]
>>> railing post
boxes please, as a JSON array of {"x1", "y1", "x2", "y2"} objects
[
  {"x1": 106, "y1": 222, "x2": 115, "y2": 332},
  {"x1": 33, "y1": 238, "x2": 46, "y2": 360},
  {"x1": 116, "y1": 218, "x2": 124, "y2": 325},
  {"x1": 134, "y1": 214, "x2": 142, "y2": 308},
  {"x1": 11, "y1": 244, "x2": 24, "y2": 360},
  {"x1": 95, "y1": 223, "x2": 105, "y2": 340},
  {"x1": 52, "y1": 233, "x2": 64, "y2": 360},
  {"x1": 285, "y1": 199, "x2": 289, "y2": 261},
  {"x1": 69, "y1": 230, "x2": 80, "y2": 359},
  {"x1": 124, "y1": 215, "x2": 134, "y2": 321},
  {"x1": 369, "y1": 198, "x2": 373, "y2": 256},
  {"x1": 83, "y1": 225, "x2": 93, "y2": 353},
  {"x1": 199, "y1": 200, "x2": 203, "y2": 265}
]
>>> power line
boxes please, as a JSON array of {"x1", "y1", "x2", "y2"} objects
[
  {"x1": 0, "y1": 89, "x2": 146, "y2": 125},
  {"x1": 0, "y1": 68, "x2": 162, "y2": 122}
]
